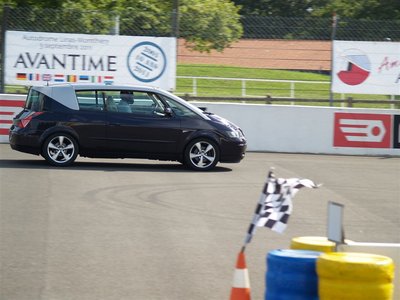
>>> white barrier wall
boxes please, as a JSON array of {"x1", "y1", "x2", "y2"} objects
[
  {"x1": 1, "y1": 94, "x2": 400, "y2": 156},
  {"x1": 193, "y1": 102, "x2": 400, "y2": 156}
]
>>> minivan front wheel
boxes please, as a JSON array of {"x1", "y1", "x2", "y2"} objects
[
  {"x1": 184, "y1": 139, "x2": 219, "y2": 171},
  {"x1": 42, "y1": 134, "x2": 78, "y2": 166}
]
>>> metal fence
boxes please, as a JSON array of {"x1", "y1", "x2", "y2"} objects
[
  {"x1": 2, "y1": 6, "x2": 400, "y2": 40},
  {"x1": 1, "y1": 6, "x2": 175, "y2": 36},
  {"x1": 176, "y1": 76, "x2": 330, "y2": 98},
  {"x1": 242, "y1": 16, "x2": 400, "y2": 41}
]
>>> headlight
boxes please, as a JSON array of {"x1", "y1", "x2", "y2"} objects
[{"x1": 225, "y1": 130, "x2": 241, "y2": 139}]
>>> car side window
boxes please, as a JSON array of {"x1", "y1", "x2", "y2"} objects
[
  {"x1": 131, "y1": 92, "x2": 167, "y2": 116},
  {"x1": 107, "y1": 90, "x2": 167, "y2": 116},
  {"x1": 76, "y1": 91, "x2": 105, "y2": 111},
  {"x1": 102, "y1": 91, "x2": 120, "y2": 112}
]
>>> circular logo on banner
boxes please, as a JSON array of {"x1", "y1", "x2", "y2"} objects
[
  {"x1": 337, "y1": 49, "x2": 371, "y2": 86},
  {"x1": 127, "y1": 42, "x2": 167, "y2": 83}
]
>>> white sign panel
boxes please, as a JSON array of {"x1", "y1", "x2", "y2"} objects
[
  {"x1": 332, "y1": 40, "x2": 400, "y2": 95},
  {"x1": 327, "y1": 201, "x2": 344, "y2": 244},
  {"x1": 5, "y1": 31, "x2": 176, "y2": 90}
]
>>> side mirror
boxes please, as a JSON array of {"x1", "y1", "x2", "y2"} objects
[{"x1": 154, "y1": 107, "x2": 173, "y2": 117}]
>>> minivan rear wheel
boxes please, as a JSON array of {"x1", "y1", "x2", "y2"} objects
[
  {"x1": 184, "y1": 138, "x2": 219, "y2": 171},
  {"x1": 42, "y1": 133, "x2": 78, "y2": 166}
]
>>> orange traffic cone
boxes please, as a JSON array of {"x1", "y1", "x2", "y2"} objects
[{"x1": 230, "y1": 251, "x2": 251, "y2": 300}]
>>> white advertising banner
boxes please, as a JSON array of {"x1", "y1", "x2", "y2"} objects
[
  {"x1": 332, "y1": 40, "x2": 400, "y2": 95},
  {"x1": 5, "y1": 31, "x2": 176, "y2": 90}
]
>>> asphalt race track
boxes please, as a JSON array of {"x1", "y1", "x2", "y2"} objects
[{"x1": 1, "y1": 144, "x2": 399, "y2": 300}]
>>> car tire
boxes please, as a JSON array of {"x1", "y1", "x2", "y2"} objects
[
  {"x1": 184, "y1": 138, "x2": 219, "y2": 171},
  {"x1": 42, "y1": 133, "x2": 78, "y2": 166}
]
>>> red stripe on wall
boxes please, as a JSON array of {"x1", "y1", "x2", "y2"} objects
[
  {"x1": 0, "y1": 100, "x2": 25, "y2": 107},
  {"x1": 0, "y1": 111, "x2": 15, "y2": 115},
  {"x1": 0, "y1": 128, "x2": 9, "y2": 135},
  {"x1": 0, "y1": 120, "x2": 13, "y2": 124}
]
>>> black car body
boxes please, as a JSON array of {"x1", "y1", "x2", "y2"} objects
[{"x1": 9, "y1": 84, "x2": 246, "y2": 170}]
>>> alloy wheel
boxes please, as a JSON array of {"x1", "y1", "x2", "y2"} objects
[
  {"x1": 45, "y1": 135, "x2": 77, "y2": 165},
  {"x1": 186, "y1": 140, "x2": 219, "y2": 170}
]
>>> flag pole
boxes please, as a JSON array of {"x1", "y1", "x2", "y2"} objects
[
  {"x1": 329, "y1": 12, "x2": 338, "y2": 107},
  {"x1": 241, "y1": 167, "x2": 275, "y2": 252}
]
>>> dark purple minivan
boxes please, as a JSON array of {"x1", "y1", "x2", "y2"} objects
[{"x1": 9, "y1": 84, "x2": 246, "y2": 171}]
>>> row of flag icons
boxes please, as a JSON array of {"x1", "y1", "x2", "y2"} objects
[{"x1": 16, "y1": 73, "x2": 114, "y2": 83}]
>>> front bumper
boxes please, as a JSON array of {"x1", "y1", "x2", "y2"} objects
[{"x1": 219, "y1": 138, "x2": 247, "y2": 163}]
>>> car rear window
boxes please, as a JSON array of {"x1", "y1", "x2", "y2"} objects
[{"x1": 25, "y1": 89, "x2": 44, "y2": 111}]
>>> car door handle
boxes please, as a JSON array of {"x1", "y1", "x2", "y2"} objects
[{"x1": 109, "y1": 123, "x2": 121, "y2": 126}]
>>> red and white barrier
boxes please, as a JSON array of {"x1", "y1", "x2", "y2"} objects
[{"x1": 0, "y1": 94, "x2": 25, "y2": 143}]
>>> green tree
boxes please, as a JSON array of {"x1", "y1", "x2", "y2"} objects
[
  {"x1": 60, "y1": 0, "x2": 242, "y2": 52},
  {"x1": 233, "y1": 0, "x2": 327, "y2": 17},
  {"x1": 312, "y1": 0, "x2": 400, "y2": 20},
  {"x1": 57, "y1": 0, "x2": 176, "y2": 37},
  {"x1": 0, "y1": 0, "x2": 63, "y2": 8},
  {"x1": 233, "y1": 0, "x2": 400, "y2": 20},
  {"x1": 1, "y1": 0, "x2": 242, "y2": 52},
  {"x1": 179, "y1": 0, "x2": 243, "y2": 52}
]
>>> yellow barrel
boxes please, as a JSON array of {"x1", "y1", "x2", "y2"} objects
[
  {"x1": 317, "y1": 252, "x2": 394, "y2": 300},
  {"x1": 291, "y1": 236, "x2": 336, "y2": 253}
]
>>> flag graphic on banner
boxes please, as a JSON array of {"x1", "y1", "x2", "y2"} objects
[
  {"x1": 16, "y1": 73, "x2": 27, "y2": 80},
  {"x1": 244, "y1": 169, "x2": 319, "y2": 246},
  {"x1": 42, "y1": 74, "x2": 52, "y2": 81},
  {"x1": 91, "y1": 76, "x2": 102, "y2": 83},
  {"x1": 103, "y1": 75, "x2": 114, "y2": 84},
  {"x1": 54, "y1": 74, "x2": 65, "y2": 82},
  {"x1": 79, "y1": 75, "x2": 90, "y2": 82},
  {"x1": 28, "y1": 73, "x2": 40, "y2": 81},
  {"x1": 67, "y1": 75, "x2": 77, "y2": 82}
]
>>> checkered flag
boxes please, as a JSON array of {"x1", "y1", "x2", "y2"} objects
[{"x1": 244, "y1": 169, "x2": 319, "y2": 246}]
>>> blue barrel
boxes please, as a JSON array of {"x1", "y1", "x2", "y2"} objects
[{"x1": 265, "y1": 249, "x2": 322, "y2": 300}]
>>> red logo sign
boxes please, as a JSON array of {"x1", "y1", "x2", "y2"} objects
[
  {"x1": 334, "y1": 113, "x2": 391, "y2": 148},
  {"x1": 337, "y1": 49, "x2": 371, "y2": 86}
]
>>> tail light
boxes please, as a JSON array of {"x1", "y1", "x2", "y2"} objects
[{"x1": 16, "y1": 112, "x2": 44, "y2": 128}]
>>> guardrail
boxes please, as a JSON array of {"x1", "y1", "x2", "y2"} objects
[
  {"x1": 176, "y1": 76, "x2": 330, "y2": 98},
  {"x1": 176, "y1": 76, "x2": 399, "y2": 108}
]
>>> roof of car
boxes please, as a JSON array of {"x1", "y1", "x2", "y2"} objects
[
  {"x1": 32, "y1": 83, "x2": 162, "y2": 92},
  {"x1": 30, "y1": 84, "x2": 166, "y2": 110}
]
